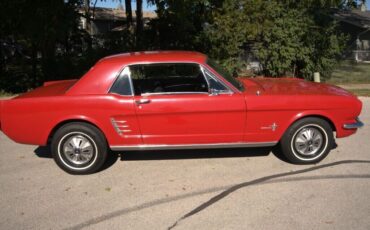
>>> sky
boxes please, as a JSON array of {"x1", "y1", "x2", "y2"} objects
[
  {"x1": 95, "y1": 1, "x2": 370, "y2": 12},
  {"x1": 94, "y1": 1, "x2": 156, "y2": 11}
]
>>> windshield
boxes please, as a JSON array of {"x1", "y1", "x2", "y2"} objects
[{"x1": 206, "y1": 59, "x2": 244, "y2": 91}]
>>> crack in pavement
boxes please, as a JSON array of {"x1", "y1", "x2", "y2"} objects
[
  {"x1": 166, "y1": 174, "x2": 370, "y2": 230},
  {"x1": 167, "y1": 160, "x2": 370, "y2": 230},
  {"x1": 65, "y1": 186, "x2": 230, "y2": 230},
  {"x1": 64, "y1": 160, "x2": 370, "y2": 230}
]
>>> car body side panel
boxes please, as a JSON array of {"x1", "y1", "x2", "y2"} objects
[
  {"x1": 0, "y1": 51, "x2": 363, "y2": 148},
  {"x1": 1, "y1": 95, "x2": 142, "y2": 146},
  {"x1": 133, "y1": 93, "x2": 246, "y2": 145},
  {"x1": 243, "y1": 94, "x2": 361, "y2": 142},
  {"x1": 67, "y1": 61, "x2": 123, "y2": 96},
  {"x1": 1, "y1": 86, "x2": 361, "y2": 147}
]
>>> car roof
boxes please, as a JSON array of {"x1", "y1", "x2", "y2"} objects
[
  {"x1": 67, "y1": 51, "x2": 208, "y2": 95},
  {"x1": 99, "y1": 51, "x2": 208, "y2": 65}
]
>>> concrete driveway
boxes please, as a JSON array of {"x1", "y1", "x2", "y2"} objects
[{"x1": 0, "y1": 98, "x2": 369, "y2": 230}]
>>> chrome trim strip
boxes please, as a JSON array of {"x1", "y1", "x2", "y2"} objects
[
  {"x1": 200, "y1": 66, "x2": 234, "y2": 94},
  {"x1": 203, "y1": 62, "x2": 241, "y2": 93},
  {"x1": 114, "y1": 120, "x2": 127, "y2": 124},
  {"x1": 343, "y1": 118, "x2": 364, "y2": 129},
  {"x1": 116, "y1": 125, "x2": 129, "y2": 128},
  {"x1": 110, "y1": 141, "x2": 278, "y2": 151},
  {"x1": 141, "y1": 92, "x2": 209, "y2": 96},
  {"x1": 127, "y1": 67, "x2": 135, "y2": 96},
  {"x1": 107, "y1": 61, "x2": 240, "y2": 96}
]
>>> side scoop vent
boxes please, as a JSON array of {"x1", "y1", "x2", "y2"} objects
[{"x1": 111, "y1": 118, "x2": 131, "y2": 136}]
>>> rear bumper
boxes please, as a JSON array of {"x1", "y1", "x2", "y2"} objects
[{"x1": 343, "y1": 118, "x2": 364, "y2": 129}]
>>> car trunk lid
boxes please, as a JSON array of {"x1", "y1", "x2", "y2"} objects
[{"x1": 15, "y1": 79, "x2": 78, "y2": 99}]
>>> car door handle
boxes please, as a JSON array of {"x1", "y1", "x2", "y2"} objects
[{"x1": 135, "y1": 99, "x2": 151, "y2": 105}]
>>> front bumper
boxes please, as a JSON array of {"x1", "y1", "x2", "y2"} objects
[{"x1": 343, "y1": 118, "x2": 364, "y2": 129}]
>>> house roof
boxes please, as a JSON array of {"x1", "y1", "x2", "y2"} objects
[
  {"x1": 333, "y1": 9, "x2": 370, "y2": 28},
  {"x1": 79, "y1": 7, "x2": 156, "y2": 21}
]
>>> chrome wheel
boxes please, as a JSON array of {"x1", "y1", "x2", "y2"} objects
[
  {"x1": 62, "y1": 134, "x2": 95, "y2": 165},
  {"x1": 52, "y1": 123, "x2": 108, "y2": 174},
  {"x1": 281, "y1": 118, "x2": 333, "y2": 164},
  {"x1": 290, "y1": 123, "x2": 329, "y2": 161},
  {"x1": 294, "y1": 127, "x2": 323, "y2": 156}
]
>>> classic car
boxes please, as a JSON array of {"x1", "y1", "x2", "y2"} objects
[{"x1": 0, "y1": 51, "x2": 364, "y2": 174}]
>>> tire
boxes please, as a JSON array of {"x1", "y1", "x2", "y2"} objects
[
  {"x1": 51, "y1": 122, "x2": 108, "y2": 175},
  {"x1": 280, "y1": 117, "x2": 334, "y2": 164}
]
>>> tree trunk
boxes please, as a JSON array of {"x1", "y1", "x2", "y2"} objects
[
  {"x1": 31, "y1": 42, "x2": 38, "y2": 85},
  {"x1": 83, "y1": 0, "x2": 92, "y2": 51},
  {"x1": 125, "y1": 0, "x2": 133, "y2": 28},
  {"x1": 0, "y1": 41, "x2": 4, "y2": 73},
  {"x1": 136, "y1": 0, "x2": 143, "y2": 49}
]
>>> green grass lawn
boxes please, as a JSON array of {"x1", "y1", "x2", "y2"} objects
[
  {"x1": 327, "y1": 61, "x2": 370, "y2": 84},
  {"x1": 346, "y1": 89, "x2": 370, "y2": 97},
  {"x1": 0, "y1": 90, "x2": 14, "y2": 97}
]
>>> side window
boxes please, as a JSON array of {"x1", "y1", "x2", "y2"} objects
[
  {"x1": 203, "y1": 69, "x2": 230, "y2": 93},
  {"x1": 129, "y1": 63, "x2": 208, "y2": 95},
  {"x1": 109, "y1": 67, "x2": 132, "y2": 96}
]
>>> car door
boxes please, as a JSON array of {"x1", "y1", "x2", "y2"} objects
[
  {"x1": 129, "y1": 62, "x2": 246, "y2": 145},
  {"x1": 107, "y1": 67, "x2": 143, "y2": 146}
]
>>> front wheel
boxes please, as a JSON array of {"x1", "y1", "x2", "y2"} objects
[
  {"x1": 280, "y1": 117, "x2": 334, "y2": 164},
  {"x1": 51, "y1": 122, "x2": 108, "y2": 174}
]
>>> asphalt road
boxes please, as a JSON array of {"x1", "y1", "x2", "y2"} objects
[{"x1": 0, "y1": 98, "x2": 369, "y2": 230}]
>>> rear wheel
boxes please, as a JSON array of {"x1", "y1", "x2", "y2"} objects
[
  {"x1": 51, "y1": 122, "x2": 108, "y2": 174},
  {"x1": 280, "y1": 117, "x2": 334, "y2": 164}
]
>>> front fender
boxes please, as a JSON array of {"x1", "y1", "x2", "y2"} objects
[{"x1": 286, "y1": 110, "x2": 356, "y2": 138}]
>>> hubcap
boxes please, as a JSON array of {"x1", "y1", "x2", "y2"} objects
[
  {"x1": 294, "y1": 127, "x2": 323, "y2": 156},
  {"x1": 62, "y1": 135, "x2": 94, "y2": 165}
]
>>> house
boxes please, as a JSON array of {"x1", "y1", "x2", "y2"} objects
[
  {"x1": 79, "y1": 7, "x2": 156, "y2": 36},
  {"x1": 333, "y1": 5, "x2": 370, "y2": 62}
]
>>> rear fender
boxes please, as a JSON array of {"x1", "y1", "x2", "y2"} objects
[
  {"x1": 44, "y1": 115, "x2": 107, "y2": 145},
  {"x1": 0, "y1": 100, "x2": 4, "y2": 130}
]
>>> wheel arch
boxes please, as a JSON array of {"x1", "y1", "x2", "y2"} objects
[
  {"x1": 278, "y1": 113, "x2": 336, "y2": 164},
  {"x1": 287, "y1": 113, "x2": 337, "y2": 134},
  {"x1": 47, "y1": 119, "x2": 108, "y2": 145}
]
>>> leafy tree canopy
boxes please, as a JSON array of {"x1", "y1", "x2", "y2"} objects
[
  {"x1": 0, "y1": 0, "x2": 367, "y2": 93},
  {"x1": 204, "y1": 0, "x2": 354, "y2": 79}
]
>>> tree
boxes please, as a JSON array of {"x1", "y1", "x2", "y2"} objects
[
  {"x1": 125, "y1": 0, "x2": 133, "y2": 28},
  {"x1": 136, "y1": 0, "x2": 144, "y2": 48},
  {"x1": 0, "y1": 0, "x2": 84, "y2": 92},
  {"x1": 82, "y1": 0, "x2": 99, "y2": 51},
  {"x1": 204, "y1": 0, "x2": 351, "y2": 80},
  {"x1": 146, "y1": 0, "x2": 223, "y2": 50}
]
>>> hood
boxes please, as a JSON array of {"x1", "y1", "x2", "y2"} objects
[{"x1": 240, "y1": 77, "x2": 354, "y2": 97}]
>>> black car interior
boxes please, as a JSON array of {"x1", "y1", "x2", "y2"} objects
[{"x1": 130, "y1": 63, "x2": 208, "y2": 95}]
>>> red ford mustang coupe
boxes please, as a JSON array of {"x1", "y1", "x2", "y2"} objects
[{"x1": 0, "y1": 51, "x2": 364, "y2": 174}]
